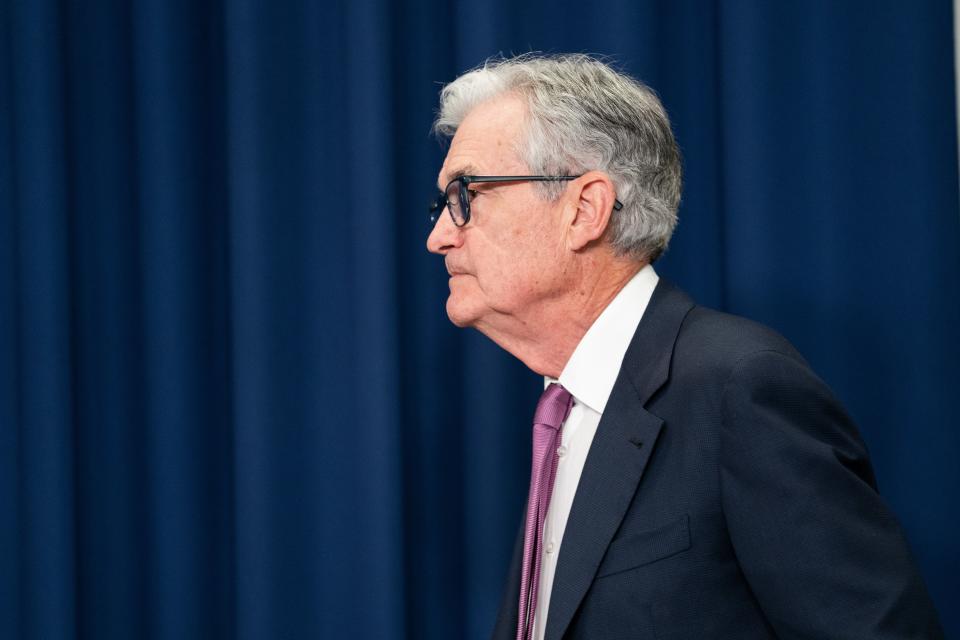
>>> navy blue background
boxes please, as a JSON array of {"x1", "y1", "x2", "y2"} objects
[{"x1": 1, "y1": 1, "x2": 958, "y2": 638}]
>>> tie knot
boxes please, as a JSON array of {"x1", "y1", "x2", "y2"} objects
[{"x1": 534, "y1": 383, "x2": 574, "y2": 431}]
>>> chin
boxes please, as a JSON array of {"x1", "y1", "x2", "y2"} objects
[{"x1": 445, "y1": 295, "x2": 481, "y2": 328}]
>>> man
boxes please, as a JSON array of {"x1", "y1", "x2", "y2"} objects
[{"x1": 426, "y1": 54, "x2": 942, "y2": 640}]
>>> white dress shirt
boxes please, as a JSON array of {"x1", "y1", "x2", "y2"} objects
[{"x1": 530, "y1": 264, "x2": 659, "y2": 640}]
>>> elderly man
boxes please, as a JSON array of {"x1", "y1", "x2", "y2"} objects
[{"x1": 426, "y1": 54, "x2": 942, "y2": 640}]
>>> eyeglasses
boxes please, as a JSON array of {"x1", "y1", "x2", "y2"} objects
[{"x1": 429, "y1": 175, "x2": 624, "y2": 227}]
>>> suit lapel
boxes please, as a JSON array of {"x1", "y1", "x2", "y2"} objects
[
  {"x1": 543, "y1": 280, "x2": 695, "y2": 640},
  {"x1": 491, "y1": 518, "x2": 524, "y2": 639}
]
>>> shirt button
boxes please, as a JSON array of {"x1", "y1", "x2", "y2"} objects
[
  {"x1": 557, "y1": 445, "x2": 568, "y2": 458},
  {"x1": 546, "y1": 541, "x2": 555, "y2": 553}
]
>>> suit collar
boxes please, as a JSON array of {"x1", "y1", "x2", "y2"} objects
[{"x1": 622, "y1": 279, "x2": 696, "y2": 405}]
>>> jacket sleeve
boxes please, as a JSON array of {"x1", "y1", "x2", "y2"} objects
[{"x1": 719, "y1": 349, "x2": 943, "y2": 639}]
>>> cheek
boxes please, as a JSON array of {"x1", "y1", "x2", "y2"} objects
[
  {"x1": 484, "y1": 245, "x2": 555, "y2": 305},
  {"x1": 468, "y1": 213, "x2": 561, "y2": 304}
]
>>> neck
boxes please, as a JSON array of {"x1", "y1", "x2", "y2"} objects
[{"x1": 476, "y1": 258, "x2": 645, "y2": 378}]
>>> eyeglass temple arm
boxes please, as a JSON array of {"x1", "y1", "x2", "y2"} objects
[{"x1": 462, "y1": 176, "x2": 623, "y2": 208}]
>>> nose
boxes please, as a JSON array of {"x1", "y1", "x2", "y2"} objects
[{"x1": 426, "y1": 209, "x2": 464, "y2": 255}]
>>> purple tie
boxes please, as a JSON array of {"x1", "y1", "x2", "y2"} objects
[{"x1": 516, "y1": 383, "x2": 574, "y2": 640}]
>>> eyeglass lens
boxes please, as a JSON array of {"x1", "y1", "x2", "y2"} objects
[{"x1": 445, "y1": 179, "x2": 467, "y2": 226}]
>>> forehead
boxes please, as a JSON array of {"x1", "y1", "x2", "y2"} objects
[{"x1": 438, "y1": 94, "x2": 528, "y2": 188}]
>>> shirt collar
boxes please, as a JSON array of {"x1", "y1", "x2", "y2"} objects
[{"x1": 545, "y1": 265, "x2": 659, "y2": 414}]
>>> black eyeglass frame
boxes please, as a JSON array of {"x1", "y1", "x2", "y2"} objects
[{"x1": 429, "y1": 175, "x2": 624, "y2": 227}]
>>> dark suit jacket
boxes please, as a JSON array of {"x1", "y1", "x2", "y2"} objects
[{"x1": 492, "y1": 280, "x2": 943, "y2": 639}]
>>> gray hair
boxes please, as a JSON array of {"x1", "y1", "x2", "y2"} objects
[{"x1": 433, "y1": 53, "x2": 682, "y2": 262}]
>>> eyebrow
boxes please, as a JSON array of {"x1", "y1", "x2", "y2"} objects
[{"x1": 437, "y1": 164, "x2": 481, "y2": 190}]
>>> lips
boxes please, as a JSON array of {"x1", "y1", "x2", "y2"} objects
[{"x1": 445, "y1": 262, "x2": 468, "y2": 277}]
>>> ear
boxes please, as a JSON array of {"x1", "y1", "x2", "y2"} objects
[{"x1": 566, "y1": 171, "x2": 618, "y2": 251}]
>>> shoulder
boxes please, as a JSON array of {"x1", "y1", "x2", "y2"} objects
[
  {"x1": 671, "y1": 302, "x2": 808, "y2": 379},
  {"x1": 635, "y1": 279, "x2": 818, "y2": 403}
]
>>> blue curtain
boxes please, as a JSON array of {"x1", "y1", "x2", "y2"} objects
[{"x1": 1, "y1": 1, "x2": 957, "y2": 638}]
